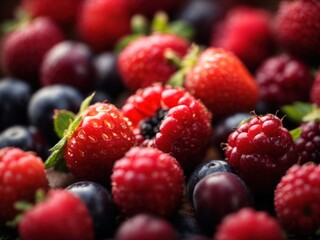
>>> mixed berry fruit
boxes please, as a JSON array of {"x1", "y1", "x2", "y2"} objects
[{"x1": 0, "y1": 0, "x2": 319, "y2": 239}]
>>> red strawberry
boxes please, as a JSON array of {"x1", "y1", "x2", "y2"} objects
[
  {"x1": 0, "y1": 147, "x2": 48, "y2": 227},
  {"x1": 214, "y1": 208, "x2": 286, "y2": 240},
  {"x1": 273, "y1": 0, "x2": 320, "y2": 63},
  {"x1": 121, "y1": 84, "x2": 212, "y2": 174},
  {"x1": 211, "y1": 6, "x2": 275, "y2": 70},
  {"x1": 225, "y1": 114, "x2": 298, "y2": 194},
  {"x1": 77, "y1": 0, "x2": 131, "y2": 52},
  {"x1": 111, "y1": 147, "x2": 184, "y2": 216},
  {"x1": 63, "y1": 102, "x2": 136, "y2": 184},
  {"x1": 118, "y1": 34, "x2": 190, "y2": 92},
  {"x1": 19, "y1": 189, "x2": 94, "y2": 240},
  {"x1": 275, "y1": 163, "x2": 320, "y2": 235},
  {"x1": 1, "y1": 17, "x2": 64, "y2": 86},
  {"x1": 311, "y1": 70, "x2": 320, "y2": 107},
  {"x1": 22, "y1": 0, "x2": 84, "y2": 25},
  {"x1": 184, "y1": 47, "x2": 259, "y2": 119}
]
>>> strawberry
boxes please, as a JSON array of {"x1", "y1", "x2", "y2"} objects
[
  {"x1": 111, "y1": 147, "x2": 184, "y2": 216},
  {"x1": 1, "y1": 17, "x2": 64, "y2": 86},
  {"x1": 45, "y1": 94, "x2": 136, "y2": 185},
  {"x1": 77, "y1": 0, "x2": 131, "y2": 52},
  {"x1": 18, "y1": 189, "x2": 94, "y2": 240},
  {"x1": 183, "y1": 47, "x2": 259, "y2": 119},
  {"x1": 118, "y1": 34, "x2": 190, "y2": 92},
  {"x1": 22, "y1": 0, "x2": 84, "y2": 25},
  {"x1": 210, "y1": 6, "x2": 275, "y2": 70},
  {"x1": 275, "y1": 163, "x2": 320, "y2": 235},
  {"x1": 121, "y1": 84, "x2": 212, "y2": 174},
  {"x1": 0, "y1": 147, "x2": 48, "y2": 227},
  {"x1": 273, "y1": 0, "x2": 320, "y2": 63}
]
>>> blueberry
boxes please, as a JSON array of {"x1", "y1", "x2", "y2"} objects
[
  {"x1": 0, "y1": 125, "x2": 49, "y2": 159},
  {"x1": 187, "y1": 160, "x2": 234, "y2": 205},
  {"x1": 0, "y1": 78, "x2": 32, "y2": 131},
  {"x1": 28, "y1": 85, "x2": 83, "y2": 145},
  {"x1": 66, "y1": 181, "x2": 116, "y2": 239},
  {"x1": 94, "y1": 52, "x2": 125, "y2": 98},
  {"x1": 193, "y1": 172, "x2": 252, "y2": 235}
]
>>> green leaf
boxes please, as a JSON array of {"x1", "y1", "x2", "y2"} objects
[
  {"x1": 168, "y1": 20, "x2": 195, "y2": 40},
  {"x1": 168, "y1": 70, "x2": 186, "y2": 87},
  {"x1": 165, "y1": 49, "x2": 182, "y2": 68},
  {"x1": 53, "y1": 110, "x2": 75, "y2": 139},
  {"x1": 80, "y1": 92, "x2": 95, "y2": 113},
  {"x1": 151, "y1": 11, "x2": 169, "y2": 33},
  {"x1": 290, "y1": 127, "x2": 302, "y2": 141},
  {"x1": 302, "y1": 108, "x2": 320, "y2": 122},
  {"x1": 114, "y1": 34, "x2": 143, "y2": 53},
  {"x1": 281, "y1": 102, "x2": 317, "y2": 123},
  {"x1": 45, "y1": 137, "x2": 67, "y2": 169}
]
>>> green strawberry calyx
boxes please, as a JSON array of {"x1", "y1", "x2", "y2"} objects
[{"x1": 44, "y1": 93, "x2": 95, "y2": 172}]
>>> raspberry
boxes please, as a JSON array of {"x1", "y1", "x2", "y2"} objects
[
  {"x1": 121, "y1": 84, "x2": 212, "y2": 174},
  {"x1": 275, "y1": 164, "x2": 320, "y2": 235},
  {"x1": 225, "y1": 114, "x2": 298, "y2": 194},
  {"x1": 214, "y1": 208, "x2": 286, "y2": 240},
  {"x1": 296, "y1": 121, "x2": 320, "y2": 165},
  {"x1": 0, "y1": 147, "x2": 48, "y2": 226},
  {"x1": 111, "y1": 147, "x2": 184, "y2": 216},
  {"x1": 256, "y1": 54, "x2": 314, "y2": 107}
]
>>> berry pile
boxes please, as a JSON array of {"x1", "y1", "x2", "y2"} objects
[{"x1": 0, "y1": 0, "x2": 319, "y2": 239}]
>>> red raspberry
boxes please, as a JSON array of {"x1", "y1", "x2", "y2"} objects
[
  {"x1": 115, "y1": 214, "x2": 179, "y2": 240},
  {"x1": 214, "y1": 208, "x2": 286, "y2": 240},
  {"x1": 296, "y1": 121, "x2": 320, "y2": 165},
  {"x1": 311, "y1": 71, "x2": 320, "y2": 107},
  {"x1": 211, "y1": 6, "x2": 275, "y2": 70},
  {"x1": 0, "y1": 147, "x2": 48, "y2": 227},
  {"x1": 275, "y1": 164, "x2": 320, "y2": 235},
  {"x1": 64, "y1": 102, "x2": 136, "y2": 185},
  {"x1": 121, "y1": 84, "x2": 212, "y2": 174},
  {"x1": 273, "y1": 0, "x2": 320, "y2": 63},
  {"x1": 111, "y1": 147, "x2": 184, "y2": 216},
  {"x1": 225, "y1": 114, "x2": 298, "y2": 194},
  {"x1": 19, "y1": 190, "x2": 94, "y2": 240},
  {"x1": 118, "y1": 34, "x2": 190, "y2": 92},
  {"x1": 256, "y1": 54, "x2": 314, "y2": 107}
]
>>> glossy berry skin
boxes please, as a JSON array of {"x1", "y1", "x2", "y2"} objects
[
  {"x1": 22, "y1": 0, "x2": 83, "y2": 25},
  {"x1": 64, "y1": 102, "x2": 136, "y2": 185},
  {"x1": 211, "y1": 6, "x2": 274, "y2": 70},
  {"x1": 187, "y1": 160, "x2": 234, "y2": 205},
  {"x1": 275, "y1": 164, "x2": 320, "y2": 235},
  {"x1": 0, "y1": 126, "x2": 49, "y2": 159},
  {"x1": 28, "y1": 85, "x2": 83, "y2": 145},
  {"x1": 0, "y1": 78, "x2": 32, "y2": 130},
  {"x1": 1, "y1": 17, "x2": 64, "y2": 85},
  {"x1": 256, "y1": 54, "x2": 314, "y2": 107},
  {"x1": 225, "y1": 114, "x2": 298, "y2": 194},
  {"x1": 67, "y1": 181, "x2": 116, "y2": 238},
  {"x1": 273, "y1": 0, "x2": 320, "y2": 63},
  {"x1": 40, "y1": 41, "x2": 96, "y2": 93},
  {"x1": 214, "y1": 208, "x2": 286, "y2": 240},
  {"x1": 111, "y1": 147, "x2": 184, "y2": 217},
  {"x1": 115, "y1": 214, "x2": 179, "y2": 240},
  {"x1": 295, "y1": 121, "x2": 320, "y2": 164},
  {"x1": 175, "y1": 0, "x2": 225, "y2": 45},
  {"x1": 77, "y1": 0, "x2": 131, "y2": 52},
  {"x1": 185, "y1": 48, "x2": 259, "y2": 119},
  {"x1": 193, "y1": 172, "x2": 252, "y2": 235},
  {"x1": 19, "y1": 190, "x2": 94, "y2": 240},
  {"x1": 121, "y1": 84, "x2": 212, "y2": 174},
  {"x1": 94, "y1": 52, "x2": 125, "y2": 98},
  {"x1": 311, "y1": 71, "x2": 320, "y2": 107},
  {"x1": 0, "y1": 147, "x2": 48, "y2": 227},
  {"x1": 118, "y1": 34, "x2": 189, "y2": 92}
]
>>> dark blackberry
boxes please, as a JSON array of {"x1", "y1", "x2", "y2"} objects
[
  {"x1": 140, "y1": 108, "x2": 168, "y2": 139},
  {"x1": 296, "y1": 121, "x2": 320, "y2": 164}
]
